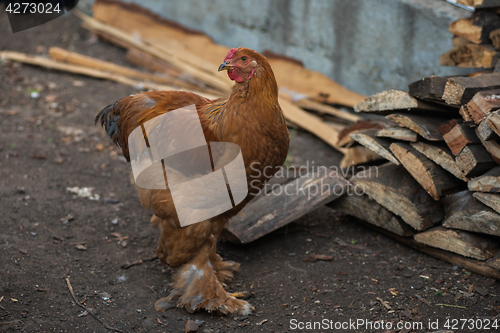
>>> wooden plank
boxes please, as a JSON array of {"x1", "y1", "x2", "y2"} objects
[
  {"x1": 456, "y1": 144, "x2": 497, "y2": 177},
  {"x1": 411, "y1": 141, "x2": 469, "y2": 181},
  {"x1": 390, "y1": 142, "x2": 462, "y2": 200},
  {"x1": 90, "y1": 0, "x2": 366, "y2": 107},
  {"x1": 224, "y1": 171, "x2": 349, "y2": 244},
  {"x1": 448, "y1": 11, "x2": 500, "y2": 44},
  {"x1": 350, "y1": 163, "x2": 444, "y2": 231},
  {"x1": 477, "y1": 116, "x2": 498, "y2": 141},
  {"x1": 454, "y1": 0, "x2": 500, "y2": 9},
  {"x1": 408, "y1": 76, "x2": 449, "y2": 103},
  {"x1": 327, "y1": 193, "x2": 414, "y2": 237},
  {"x1": 354, "y1": 218, "x2": 500, "y2": 280},
  {"x1": 440, "y1": 44, "x2": 500, "y2": 68},
  {"x1": 353, "y1": 89, "x2": 448, "y2": 114},
  {"x1": 487, "y1": 109, "x2": 500, "y2": 136},
  {"x1": 442, "y1": 73, "x2": 500, "y2": 105},
  {"x1": 474, "y1": 192, "x2": 500, "y2": 214},
  {"x1": 294, "y1": 98, "x2": 361, "y2": 123},
  {"x1": 442, "y1": 190, "x2": 500, "y2": 237},
  {"x1": 468, "y1": 166, "x2": 500, "y2": 192},
  {"x1": 376, "y1": 127, "x2": 418, "y2": 142},
  {"x1": 466, "y1": 89, "x2": 500, "y2": 124},
  {"x1": 350, "y1": 129, "x2": 400, "y2": 165},
  {"x1": 414, "y1": 226, "x2": 499, "y2": 260},
  {"x1": 386, "y1": 113, "x2": 445, "y2": 141},
  {"x1": 439, "y1": 119, "x2": 481, "y2": 155},
  {"x1": 339, "y1": 146, "x2": 383, "y2": 168}
]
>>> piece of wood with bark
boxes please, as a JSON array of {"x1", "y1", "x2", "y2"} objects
[
  {"x1": 389, "y1": 142, "x2": 462, "y2": 200},
  {"x1": 353, "y1": 89, "x2": 449, "y2": 114},
  {"x1": 349, "y1": 163, "x2": 444, "y2": 231},
  {"x1": 408, "y1": 76, "x2": 449, "y2": 104},
  {"x1": 487, "y1": 109, "x2": 500, "y2": 137},
  {"x1": 349, "y1": 129, "x2": 400, "y2": 165},
  {"x1": 386, "y1": 113, "x2": 445, "y2": 141},
  {"x1": 414, "y1": 226, "x2": 500, "y2": 260},
  {"x1": 442, "y1": 73, "x2": 500, "y2": 105},
  {"x1": 474, "y1": 192, "x2": 500, "y2": 215},
  {"x1": 456, "y1": 144, "x2": 497, "y2": 177},
  {"x1": 439, "y1": 119, "x2": 481, "y2": 156},
  {"x1": 448, "y1": 11, "x2": 500, "y2": 44},
  {"x1": 442, "y1": 190, "x2": 500, "y2": 237},
  {"x1": 376, "y1": 127, "x2": 418, "y2": 142},
  {"x1": 466, "y1": 89, "x2": 500, "y2": 124},
  {"x1": 441, "y1": 44, "x2": 500, "y2": 68},
  {"x1": 411, "y1": 141, "x2": 469, "y2": 182},
  {"x1": 327, "y1": 192, "x2": 414, "y2": 237},
  {"x1": 224, "y1": 170, "x2": 349, "y2": 244},
  {"x1": 468, "y1": 166, "x2": 500, "y2": 192}
]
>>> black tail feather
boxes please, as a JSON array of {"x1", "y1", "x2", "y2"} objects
[{"x1": 95, "y1": 102, "x2": 121, "y2": 147}]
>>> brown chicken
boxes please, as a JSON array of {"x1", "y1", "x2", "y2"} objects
[{"x1": 96, "y1": 47, "x2": 289, "y2": 314}]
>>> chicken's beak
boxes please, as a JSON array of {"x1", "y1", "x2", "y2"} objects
[{"x1": 218, "y1": 62, "x2": 231, "y2": 71}]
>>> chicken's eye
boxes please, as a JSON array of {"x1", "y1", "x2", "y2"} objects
[{"x1": 241, "y1": 56, "x2": 247, "y2": 61}]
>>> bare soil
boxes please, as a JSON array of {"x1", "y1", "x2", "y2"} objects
[{"x1": 1, "y1": 10, "x2": 499, "y2": 333}]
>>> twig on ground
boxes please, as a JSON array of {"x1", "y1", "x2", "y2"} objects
[
  {"x1": 121, "y1": 255, "x2": 158, "y2": 269},
  {"x1": 65, "y1": 277, "x2": 124, "y2": 332},
  {"x1": 436, "y1": 303, "x2": 468, "y2": 309}
]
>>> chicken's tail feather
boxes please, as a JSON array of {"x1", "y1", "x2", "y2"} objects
[{"x1": 95, "y1": 102, "x2": 122, "y2": 147}]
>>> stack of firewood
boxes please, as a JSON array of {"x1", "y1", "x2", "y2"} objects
[
  {"x1": 329, "y1": 72, "x2": 500, "y2": 279},
  {"x1": 442, "y1": 0, "x2": 500, "y2": 68}
]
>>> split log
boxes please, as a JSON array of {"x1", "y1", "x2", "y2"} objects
[
  {"x1": 477, "y1": 116, "x2": 498, "y2": 141},
  {"x1": 466, "y1": 89, "x2": 500, "y2": 124},
  {"x1": 411, "y1": 142, "x2": 469, "y2": 181},
  {"x1": 376, "y1": 127, "x2": 418, "y2": 142},
  {"x1": 487, "y1": 109, "x2": 500, "y2": 136},
  {"x1": 224, "y1": 170, "x2": 349, "y2": 243},
  {"x1": 448, "y1": 11, "x2": 500, "y2": 44},
  {"x1": 456, "y1": 144, "x2": 497, "y2": 177},
  {"x1": 386, "y1": 114, "x2": 445, "y2": 141},
  {"x1": 350, "y1": 163, "x2": 444, "y2": 230},
  {"x1": 350, "y1": 129, "x2": 400, "y2": 165},
  {"x1": 474, "y1": 192, "x2": 500, "y2": 214},
  {"x1": 440, "y1": 44, "x2": 500, "y2": 68},
  {"x1": 442, "y1": 190, "x2": 500, "y2": 237},
  {"x1": 439, "y1": 119, "x2": 481, "y2": 155},
  {"x1": 414, "y1": 226, "x2": 499, "y2": 260},
  {"x1": 339, "y1": 146, "x2": 383, "y2": 168},
  {"x1": 408, "y1": 76, "x2": 449, "y2": 104},
  {"x1": 353, "y1": 89, "x2": 448, "y2": 114},
  {"x1": 476, "y1": 127, "x2": 500, "y2": 163},
  {"x1": 327, "y1": 193, "x2": 414, "y2": 237},
  {"x1": 354, "y1": 218, "x2": 500, "y2": 280},
  {"x1": 468, "y1": 166, "x2": 500, "y2": 192},
  {"x1": 442, "y1": 73, "x2": 500, "y2": 105},
  {"x1": 491, "y1": 28, "x2": 500, "y2": 50},
  {"x1": 389, "y1": 142, "x2": 462, "y2": 200}
]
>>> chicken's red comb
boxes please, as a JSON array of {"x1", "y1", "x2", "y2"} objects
[{"x1": 224, "y1": 48, "x2": 238, "y2": 62}]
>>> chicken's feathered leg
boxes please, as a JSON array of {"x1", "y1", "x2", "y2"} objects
[{"x1": 152, "y1": 216, "x2": 253, "y2": 315}]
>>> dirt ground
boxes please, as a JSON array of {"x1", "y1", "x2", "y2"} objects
[{"x1": 1, "y1": 9, "x2": 499, "y2": 333}]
